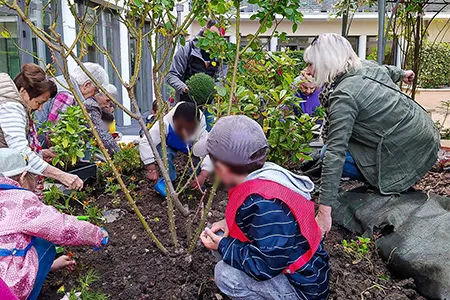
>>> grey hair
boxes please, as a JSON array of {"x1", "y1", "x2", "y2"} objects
[
  {"x1": 72, "y1": 62, "x2": 109, "y2": 87},
  {"x1": 103, "y1": 84, "x2": 118, "y2": 98},
  {"x1": 304, "y1": 33, "x2": 361, "y2": 86}
]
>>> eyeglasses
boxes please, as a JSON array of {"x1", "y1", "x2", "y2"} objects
[{"x1": 311, "y1": 35, "x2": 319, "y2": 46}]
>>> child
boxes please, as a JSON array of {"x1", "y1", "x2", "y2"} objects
[
  {"x1": 139, "y1": 101, "x2": 212, "y2": 190},
  {"x1": 194, "y1": 115, "x2": 329, "y2": 299},
  {"x1": 293, "y1": 70, "x2": 320, "y2": 116},
  {"x1": 0, "y1": 148, "x2": 109, "y2": 300}
]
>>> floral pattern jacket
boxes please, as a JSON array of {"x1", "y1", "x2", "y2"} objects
[{"x1": 0, "y1": 177, "x2": 103, "y2": 300}]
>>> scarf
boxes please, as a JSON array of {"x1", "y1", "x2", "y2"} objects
[
  {"x1": 318, "y1": 82, "x2": 337, "y2": 143},
  {"x1": 28, "y1": 118, "x2": 44, "y2": 199}
]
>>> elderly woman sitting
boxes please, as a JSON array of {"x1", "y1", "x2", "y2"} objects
[
  {"x1": 34, "y1": 62, "x2": 109, "y2": 147},
  {"x1": 84, "y1": 84, "x2": 119, "y2": 154},
  {"x1": 305, "y1": 33, "x2": 440, "y2": 236}
]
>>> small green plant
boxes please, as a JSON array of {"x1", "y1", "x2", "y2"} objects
[
  {"x1": 97, "y1": 142, "x2": 143, "y2": 180},
  {"x1": 43, "y1": 186, "x2": 103, "y2": 225},
  {"x1": 342, "y1": 236, "x2": 372, "y2": 258},
  {"x1": 186, "y1": 72, "x2": 216, "y2": 105},
  {"x1": 67, "y1": 270, "x2": 108, "y2": 300},
  {"x1": 39, "y1": 106, "x2": 97, "y2": 170}
]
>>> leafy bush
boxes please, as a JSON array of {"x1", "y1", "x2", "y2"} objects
[
  {"x1": 419, "y1": 42, "x2": 450, "y2": 88},
  {"x1": 97, "y1": 142, "x2": 143, "y2": 179},
  {"x1": 39, "y1": 106, "x2": 96, "y2": 170},
  {"x1": 242, "y1": 50, "x2": 306, "y2": 73},
  {"x1": 186, "y1": 73, "x2": 216, "y2": 105},
  {"x1": 212, "y1": 51, "x2": 321, "y2": 166}
]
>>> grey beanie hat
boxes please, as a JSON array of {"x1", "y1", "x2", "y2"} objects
[
  {"x1": 0, "y1": 148, "x2": 30, "y2": 177},
  {"x1": 193, "y1": 115, "x2": 268, "y2": 165}
]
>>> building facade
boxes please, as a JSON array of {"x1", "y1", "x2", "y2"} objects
[
  {"x1": 189, "y1": 0, "x2": 450, "y2": 66},
  {"x1": 0, "y1": 0, "x2": 153, "y2": 127}
]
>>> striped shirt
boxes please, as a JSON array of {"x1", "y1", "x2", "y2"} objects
[
  {"x1": 218, "y1": 194, "x2": 330, "y2": 299},
  {"x1": 0, "y1": 102, "x2": 48, "y2": 175}
]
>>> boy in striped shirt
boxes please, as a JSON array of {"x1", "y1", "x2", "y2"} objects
[{"x1": 195, "y1": 115, "x2": 330, "y2": 300}]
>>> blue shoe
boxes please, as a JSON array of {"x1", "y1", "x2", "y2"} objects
[{"x1": 154, "y1": 178, "x2": 167, "y2": 198}]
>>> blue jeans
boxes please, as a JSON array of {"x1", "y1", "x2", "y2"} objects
[
  {"x1": 28, "y1": 238, "x2": 56, "y2": 300},
  {"x1": 157, "y1": 144, "x2": 177, "y2": 182},
  {"x1": 214, "y1": 261, "x2": 299, "y2": 300},
  {"x1": 320, "y1": 146, "x2": 365, "y2": 181},
  {"x1": 156, "y1": 144, "x2": 201, "y2": 183}
]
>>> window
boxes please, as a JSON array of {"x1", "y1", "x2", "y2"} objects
[
  {"x1": 367, "y1": 36, "x2": 395, "y2": 63},
  {"x1": 240, "y1": 36, "x2": 270, "y2": 51},
  {"x1": 277, "y1": 36, "x2": 316, "y2": 51},
  {"x1": 347, "y1": 36, "x2": 359, "y2": 55},
  {"x1": 0, "y1": 17, "x2": 20, "y2": 77}
]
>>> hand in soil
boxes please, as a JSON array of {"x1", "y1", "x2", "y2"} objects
[
  {"x1": 201, "y1": 227, "x2": 223, "y2": 251},
  {"x1": 50, "y1": 255, "x2": 76, "y2": 272},
  {"x1": 62, "y1": 173, "x2": 84, "y2": 190},
  {"x1": 211, "y1": 219, "x2": 229, "y2": 237},
  {"x1": 146, "y1": 164, "x2": 159, "y2": 181},
  {"x1": 316, "y1": 204, "x2": 332, "y2": 238},
  {"x1": 190, "y1": 170, "x2": 208, "y2": 190}
]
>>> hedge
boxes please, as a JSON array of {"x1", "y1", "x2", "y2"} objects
[{"x1": 419, "y1": 42, "x2": 450, "y2": 88}]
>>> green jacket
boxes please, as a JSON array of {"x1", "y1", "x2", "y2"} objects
[{"x1": 321, "y1": 60, "x2": 440, "y2": 206}]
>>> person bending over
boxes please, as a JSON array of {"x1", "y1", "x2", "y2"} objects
[
  {"x1": 139, "y1": 101, "x2": 212, "y2": 190},
  {"x1": 304, "y1": 33, "x2": 439, "y2": 237},
  {"x1": 195, "y1": 115, "x2": 330, "y2": 299},
  {"x1": 0, "y1": 148, "x2": 108, "y2": 300}
]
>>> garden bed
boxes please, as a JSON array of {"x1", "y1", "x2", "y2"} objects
[{"x1": 39, "y1": 168, "x2": 435, "y2": 299}]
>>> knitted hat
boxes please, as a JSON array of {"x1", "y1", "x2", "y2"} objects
[
  {"x1": 193, "y1": 115, "x2": 268, "y2": 165},
  {"x1": 0, "y1": 149, "x2": 30, "y2": 177}
]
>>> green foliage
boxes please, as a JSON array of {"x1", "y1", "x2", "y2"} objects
[
  {"x1": 186, "y1": 73, "x2": 216, "y2": 105},
  {"x1": 419, "y1": 42, "x2": 450, "y2": 88},
  {"x1": 241, "y1": 50, "x2": 306, "y2": 73},
  {"x1": 67, "y1": 270, "x2": 108, "y2": 300},
  {"x1": 97, "y1": 142, "x2": 143, "y2": 180},
  {"x1": 342, "y1": 237, "x2": 372, "y2": 259},
  {"x1": 210, "y1": 51, "x2": 321, "y2": 166},
  {"x1": 39, "y1": 106, "x2": 96, "y2": 170},
  {"x1": 43, "y1": 186, "x2": 104, "y2": 225}
]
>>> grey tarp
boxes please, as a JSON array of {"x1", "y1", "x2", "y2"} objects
[{"x1": 331, "y1": 187, "x2": 450, "y2": 299}]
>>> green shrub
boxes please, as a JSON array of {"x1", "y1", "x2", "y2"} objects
[
  {"x1": 419, "y1": 42, "x2": 450, "y2": 88},
  {"x1": 242, "y1": 50, "x2": 306, "y2": 73},
  {"x1": 39, "y1": 106, "x2": 96, "y2": 170},
  {"x1": 212, "y1": 51, "x2": 320, "y2": 166},
  {"x1": 186, "y1": 73, "x2": 216, "y2": 105}
]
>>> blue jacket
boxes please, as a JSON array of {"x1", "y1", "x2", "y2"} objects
[{"x1": 218, "y1": 194, "x2": 330, "y2": 299}]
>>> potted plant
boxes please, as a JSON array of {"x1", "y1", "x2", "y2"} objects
[{"x1": 39, "y1": 106, "x2": 99, "y2": 181}]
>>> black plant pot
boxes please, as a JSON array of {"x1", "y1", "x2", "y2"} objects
[{"x1": 68, "y1": 161, "x2": 97, "y2": 181}]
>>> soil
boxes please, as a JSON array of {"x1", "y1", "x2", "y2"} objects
[{"x1": 38, "y1": 166, "x2": 441, "y2": 299}]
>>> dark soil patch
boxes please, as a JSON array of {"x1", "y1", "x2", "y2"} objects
[
  {"x1": 39, "y1": 166, "x2": 433, "y2": 299},
  {"x1": 414, "y1": 171, "x2": 450, "y2": 196}
]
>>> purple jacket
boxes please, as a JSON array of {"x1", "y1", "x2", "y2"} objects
[{"x1": 294, "y1": 89, "x2": 321, "y2": 116}]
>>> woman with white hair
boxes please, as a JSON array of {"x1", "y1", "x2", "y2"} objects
[
  {"x1": 34, "y1": 62, "x2": 109, "y2": 147},
  {"x1": 305, "y1": 33, "x2": 440, "y2": 236},
  {"x1": 84, "y1": 84, "x2": 119, "y2": 154}
]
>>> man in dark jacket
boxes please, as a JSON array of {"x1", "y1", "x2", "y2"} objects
[{"x1": 166, "y1": 20, "x2": 228, "y2": 103}]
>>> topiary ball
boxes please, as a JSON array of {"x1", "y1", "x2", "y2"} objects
[{"x1": 186, "y1": 73, "x2": 216, "y2": 106}]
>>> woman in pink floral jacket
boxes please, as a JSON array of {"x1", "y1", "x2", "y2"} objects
[{"x1": 0, "y1": 148, "x2": 109, "y2": 300}]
